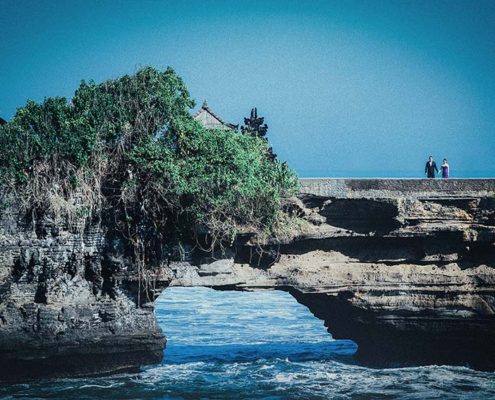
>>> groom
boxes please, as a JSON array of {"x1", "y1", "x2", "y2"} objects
[{"x1": 424, "y1": 155, "x2": 439, "y2": 178}]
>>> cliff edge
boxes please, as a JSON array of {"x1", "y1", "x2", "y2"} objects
[
  {"x1": 1, "y1": 179, "x2": 495, "y2": 381},
  {"x1": 170, "y1": 179, "x2": 495, "y2": 369}
]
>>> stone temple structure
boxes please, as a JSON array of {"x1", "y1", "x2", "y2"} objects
[{"x1": 193, "y1": 100, "x2": 238, "y2": 130}]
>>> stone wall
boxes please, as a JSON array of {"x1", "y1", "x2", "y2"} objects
[{"x1": 300, "y1": 178, "x2": 495, "y2": 198}]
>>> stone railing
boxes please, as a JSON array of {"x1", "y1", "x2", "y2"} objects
[{"x1": 299, "y1": 178, "x2": 495, "y2": 199}]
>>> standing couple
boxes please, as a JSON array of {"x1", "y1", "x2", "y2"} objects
[{"x1": 425, "y1": 156, "x2": 449, "y2": 178}]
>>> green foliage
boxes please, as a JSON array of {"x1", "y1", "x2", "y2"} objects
[
  {"x1": 0, "y1": 66, "x2": 299, "y2": 264},
  {"x1": 175, "y1": 125, "x2": 298, "y2": 243},
  {"x1": 0, "y1": 97, "x2": 96, "y2": 183}
]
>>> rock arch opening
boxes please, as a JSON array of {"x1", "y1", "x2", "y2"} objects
[{"x1": 154, "y1": 287, "x2": 357, "y2": 365}]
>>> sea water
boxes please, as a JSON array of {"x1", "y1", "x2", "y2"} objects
[{"x1": 1, "y1": 287, "x2": 495, "y2": 399}]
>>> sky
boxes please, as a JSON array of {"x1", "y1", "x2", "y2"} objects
[{"x1": 1, "y1": 0, "x2": 495, "y2": 177}]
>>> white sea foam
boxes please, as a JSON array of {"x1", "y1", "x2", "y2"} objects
[{"x1": 2, "y1": 287, "x2": 494, "y2": 399}]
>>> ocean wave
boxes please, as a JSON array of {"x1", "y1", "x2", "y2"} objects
[{"x1": 2, "y1": 288, "x2": 495, "y2": 399}]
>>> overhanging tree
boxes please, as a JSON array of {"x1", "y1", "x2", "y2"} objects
[{"x1": 0, "y1": 67, "x2": 299, "y2": 277}]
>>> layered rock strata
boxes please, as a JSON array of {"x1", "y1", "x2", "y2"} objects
[
  {"x1": 1, "y1": 179, "x2": 494, "y2": 380},
  {"x1": 0, "y1": 198, "x2": 165, "y2": 381},
  {"x1": 169, "y1": 179, "x2": 495, "y2": 370}
]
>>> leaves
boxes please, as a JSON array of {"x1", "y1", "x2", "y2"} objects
[{"x1": 0, "y1": 66, "x2": 299, "y2": 263}]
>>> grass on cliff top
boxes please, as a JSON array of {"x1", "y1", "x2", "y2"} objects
[{"x1": 0, "y1": 67, "x2": 299, "y2": 259}]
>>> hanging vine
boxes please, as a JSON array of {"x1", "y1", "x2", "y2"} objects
[{"x1": 0, "y1": 66, "x2": 300, "y2": 307}]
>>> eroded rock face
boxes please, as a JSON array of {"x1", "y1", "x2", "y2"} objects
[
  {"x1": 168, "y1": 179, "x2": 495, "y2": 370},
  {"x1": 0, "y1": 199, "x2": 165, "y2": 381},
  {"x1": 1, "y1": 179, "x2": 495, "y2": 380}
]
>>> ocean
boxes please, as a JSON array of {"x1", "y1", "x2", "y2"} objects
[{"x1": 1, "y1": 287, "x2": 494, "y2": 399}]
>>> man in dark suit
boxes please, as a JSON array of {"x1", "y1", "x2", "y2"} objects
[{"x1": 425, "y1": 155, "x2": 439, "y2": 178}]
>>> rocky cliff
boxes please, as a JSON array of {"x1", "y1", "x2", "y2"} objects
[
  {"x1": 0, "y1": 194, "x2": 166, "y2": 381},
  {"x1": 168, "y1": 179, "x2": 495, "y2": 370},
  {"x1": 1, "y1": 179, "x2": 495, "y2": 381}
]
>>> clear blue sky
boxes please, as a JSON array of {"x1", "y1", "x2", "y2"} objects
[{"x1": 1, "y1": 0, "x2": 494, "y2": 177}]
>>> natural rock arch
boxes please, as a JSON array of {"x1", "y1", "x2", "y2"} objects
[{"x1": 1, "y1": 179, "x2": 495, "y2": 381}]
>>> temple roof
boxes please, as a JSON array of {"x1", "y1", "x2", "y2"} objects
[{"x1": 193, "y1": 100, "x2": 238, "y2": 130}]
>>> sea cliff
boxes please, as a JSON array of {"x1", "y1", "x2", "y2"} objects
[{"x1": 1, "y1": 179, "x2": 495, "y2": 380}]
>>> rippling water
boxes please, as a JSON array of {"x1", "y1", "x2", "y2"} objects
[{"x1": 2, "y1": 287, "x2": 495, "y2": 399}]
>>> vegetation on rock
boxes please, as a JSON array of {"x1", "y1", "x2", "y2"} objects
[{"x1": 0, "y1": 67, "x2": 299, "y2": 270}]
